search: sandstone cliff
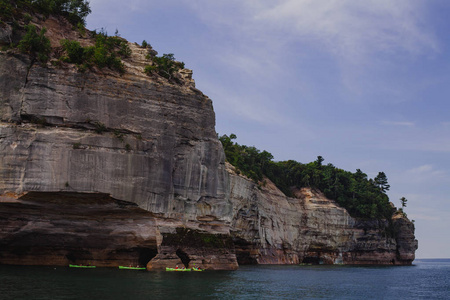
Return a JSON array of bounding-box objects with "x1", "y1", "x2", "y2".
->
[
  {"x1": 0, "y1": 15, "x2": 417, "y2": 269},
  {"x1": 227, "y1": 164, "x2": 417, "y2": 265}
]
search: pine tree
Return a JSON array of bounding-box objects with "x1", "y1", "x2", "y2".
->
[
  {"x1": 374, "y1": 172, "x2": 390, "y2": 193},
  {"x1": 400, "y1": 197, "x2": 407, "y2": 208}
]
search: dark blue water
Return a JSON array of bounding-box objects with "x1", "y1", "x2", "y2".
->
[{"x1": 0, "y1": 259, "x2": 449, "y2": 299}]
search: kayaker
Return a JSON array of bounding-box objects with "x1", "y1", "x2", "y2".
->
[{"x1": 175, "y1": 265, "x2": 178, "y2": 269}]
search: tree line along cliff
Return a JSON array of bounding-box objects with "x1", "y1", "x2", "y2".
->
[
  {"x1": 1, "y1": 0, "x2": 185, "y2": 81},
  {"x1": 0, "y1": 2, "x2": 417, "y2": 269},
  {"x1": 219, "y1": 134, "x2": 403, "y2": 222}
]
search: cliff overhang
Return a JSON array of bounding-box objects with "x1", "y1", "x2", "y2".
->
[{"x1": 0, "y1": 11, "x2": 417, "y2": 269}]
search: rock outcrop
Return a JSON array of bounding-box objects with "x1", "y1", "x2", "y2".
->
[
  {"x1": 0, "y1": 15, "x2": 417, "y2": 269},
  {"x1": 228, "y1": 164, "x2": 417, "y2": 265},
  {"x1": 0, "y1": 192, "x2": 159, "y2": 266}
]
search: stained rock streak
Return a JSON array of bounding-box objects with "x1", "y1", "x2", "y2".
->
[{"x1": 0, "y1": 16, "x2": 417, "y2": 269}]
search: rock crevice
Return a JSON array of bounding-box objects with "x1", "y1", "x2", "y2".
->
[{"x1": 0, "y1": 19, "x2": 417, "y2": 269}]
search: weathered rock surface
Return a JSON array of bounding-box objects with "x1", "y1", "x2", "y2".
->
[
  {"x1": 147, "y1": 228, "x2": 238, "y2": 270},
  {"x1": 0, "y1": 16, "x2": 235, "y2": 268},
  {"x1": 0, "y1": 192, "x2": 159, "y2": 266},
  {"x1": 0, "y1": 15, "x2": 417, "y2": 269},
  {"x1": 228, "y1": 164, "x2": 417, "y2": 265},
  {"x1": 0, "y1": 50, "x2": 230, "y2": 220}
]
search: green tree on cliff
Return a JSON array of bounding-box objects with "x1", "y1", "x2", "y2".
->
[
  {"x1": 17, "y1": 24, "x2": 51, "y2": 62},
  {"x1": 144, "y1": 53, "x2": 185, "y2": 81},
  {"x1": 30, "y1": 0, "x2": 91, "y2": 24},
  {"x1": 0, "y1": 1, "x2": 91, "y2": 24},
  {"x1": 219, "y1": 133, "x2": 396, "y2": 220},
  {"x1": 374, "y1": 172, "x2": 390, "y2": 193},
  {"x1": 400, "y1": 197, "x2": 407, "y2": 209}
]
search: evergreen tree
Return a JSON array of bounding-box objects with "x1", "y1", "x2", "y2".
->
[
  {"x1": 219, "y1": 134, "x2": 397, "y2": 220},
  {"x1": 374, "y1": 172, "x2": 390, "y2": 193},
  {"x1": 400, "y1": 197, "x2": 408, "y2": 209}
]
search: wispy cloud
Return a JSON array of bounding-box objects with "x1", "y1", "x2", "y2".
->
[
  {"x1": 181, "y1": 0, "x2": 440, "y2": 104},
  {"x1": 402, "y1": 164, "x2": 448, "y2": 184},
  {"x1": 184, "y1": 0, "x2": 438, "y2": 61},
  {"x1": 381, "y1": 121, "x2": 415, "y2": 127},
  {"x1": 206, "y1": 80, "x2": 293, "y2": 127}
]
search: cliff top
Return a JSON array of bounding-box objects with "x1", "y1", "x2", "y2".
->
[{"x1": 1, "y1": 1, "x2": 196, "y2": 90}]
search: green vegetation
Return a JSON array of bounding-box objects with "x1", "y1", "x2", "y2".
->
[
  {"x1": 17, "y1": 24, "x2": 51, "y2": 63},
  {"x1": 144, "y1": 53, "x2": 185, "y2": 81},
  {"x1": 60, "y1": 39, "x2": 84, "y2": 64},
  {"x1": 0, "y1": 0, "x2": 91, "y2": 25},
  {"x1": 0, "y1": 1, "x2": 31, "y2": 23},
  {"x1": 398, "y1": 196, "x2": 408, "y2": 217},
  {"x1": 93, "y1": 121, "x2": 107, "y2": 134},
  {"x1": 219, "y1": 133, "x2": 273, "y2": 182},
  {"x1": 113, "y1": 130, "x2": 124, "y2": 142},
  {"x1": 219, "y1": 134, "x2": 396, "y2": 220},
  {"x1": 1, "y1": 0, "x2": 92, "y2": 67},
  {"x1": 60, "y1": 30, "x2": 130, "y2": 73},
  {"x1": 400, "y1": 197, "x2": 407, "y2": 209},
  {"x1": 1, "y1": 1, "x2": 129, "y2": 74}
]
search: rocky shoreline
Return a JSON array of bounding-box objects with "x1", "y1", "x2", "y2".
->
[{"x1": 0, "y1": 15, "x2": 417, "y2": 270}]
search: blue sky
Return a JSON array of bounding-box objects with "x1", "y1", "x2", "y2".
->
[{"x1": 87, "y1": 0, "x2": 450, "y2": 259}]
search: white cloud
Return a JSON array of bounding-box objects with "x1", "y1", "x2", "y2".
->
[
  {"x1": 403, "y1": 164, "x2": 448, "y2": 184},
  {"x1": 180, "y1": 0, "x2": 440, "y2": 104},
  {"x1": 184, "y1": 0, "x2": 438, "y2": 61}
]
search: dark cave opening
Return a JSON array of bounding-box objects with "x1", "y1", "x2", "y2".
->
[
  {"x1": 176, "y1": 248, "x2": 191, "y2": 268},
  {"x1": 236, "y1": 251, "x2": 258, "y2": 265},
  {"x1": 302, "y1": 256, "x2": 321, "y2": 265},
  {"x1": 138, "y1": 248, "x2": 158, "y2": 266}
]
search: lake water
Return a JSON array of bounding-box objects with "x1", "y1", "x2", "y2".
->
[{"x1": 0, "y1": 259, "x2": 449, "y2": 299}]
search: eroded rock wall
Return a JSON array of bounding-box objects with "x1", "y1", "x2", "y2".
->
[
  {"x1": 228, "y1": 164, "x2": 417, "y2": 265},
  {"x1": 0, "y1": 192, "x2": 159, "y2": 266},
  {"x1": 0, "y1": 16, "x2": 417, "y2": 269},
  {"x1": 0, "y1": 48, "x2": 230, "y2": 222},
  {"x1": 0, "y1": 27, "x2": 236, "y2": 269}
]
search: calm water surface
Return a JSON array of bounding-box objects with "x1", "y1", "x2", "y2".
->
[{"x1": 1, "y1": 259, "x2": 449, "y2": 299}]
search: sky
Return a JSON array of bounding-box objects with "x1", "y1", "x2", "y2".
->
[{"x1": 86, "y1": 0, "x2": 450, "y2": 259}]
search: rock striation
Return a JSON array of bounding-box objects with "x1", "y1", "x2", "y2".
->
[
  {"x1": 227, "y1": 164, "x2": 417, "y2": 265},
  {"x1": 0, "y1": 16, "x2": 417, "y2": 269}
]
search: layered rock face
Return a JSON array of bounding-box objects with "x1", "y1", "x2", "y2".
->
[
  {"x1": 0, "y1": 192, "x2": 159, "y2": 266},
  {"x1": 228, "y1": 165, "x2": 418, "y2": 265},
  {"x1": 0, "y1": 16, "x2": 417, "y2": 269},
  {"x1": 0, "y1": 51, "x2": 229, "y2": 220},
  {"x1": 0, "y1": 16, "x2": 234, "y2": 269}
]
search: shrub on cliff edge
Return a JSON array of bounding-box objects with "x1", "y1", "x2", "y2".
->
[
  {"x1": 59, "y1": 30, "x2": 129, "y2": 73},
  {"x1": 219, "y1": 133, "x2": 396, "y2": 220},
  {"x1": 144, "y1": 53, "x2": 185, "y2": 82},
  {"x1": 17, "y1": 24, "x2": 51, "y2": 63},
  {"x1": 0, "y1": 0, "x2": 91, "y2": 25}
]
